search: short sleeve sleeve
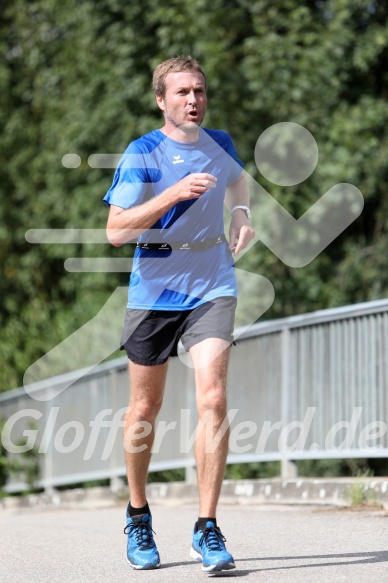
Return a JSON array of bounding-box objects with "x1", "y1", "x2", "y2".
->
[
  {"x1": 103, "y1": 146, "x2": 161, "y2": 209},
  {"x1": 222, "y1": 134, "x2": 244, "y2": 186}
]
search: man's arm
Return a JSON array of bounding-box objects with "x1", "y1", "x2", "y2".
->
[
  {"x1": 106, "y1": 173, "x2": 217, "y2": 247},
  {"x1": 225, "y1": 174, "x2": 255, "y2": 255}
]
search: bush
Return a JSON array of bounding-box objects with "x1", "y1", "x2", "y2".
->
[{"x1": 0, "y1": 419, "x2": 40, "y2": 496}]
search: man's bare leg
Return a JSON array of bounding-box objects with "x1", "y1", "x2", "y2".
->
[
  {"x1": 123, "y1": 360, "x2": 168, "y2": 507},
  {"x1": 189, "y1": 338, "x2": 231, "y2": 517}
]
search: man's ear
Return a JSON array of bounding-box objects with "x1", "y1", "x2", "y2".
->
[{"x1": 156, "y1": 94, "x2": 165, "y2": 112}]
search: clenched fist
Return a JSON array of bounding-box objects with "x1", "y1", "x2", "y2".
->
[{"x1": 172, "y1": 173, "x2": 217, "y2": 202}]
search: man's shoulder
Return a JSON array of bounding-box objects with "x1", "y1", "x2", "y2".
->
[
  {"x1": 202, "y1": 128, "x2": 233, "y2": 147},
  {"x1": 125, "y1": 129, "x2": 166, "y2": 155},
  {"x1": 202, "y1": 128, "x2": 243, "y2": 168}
]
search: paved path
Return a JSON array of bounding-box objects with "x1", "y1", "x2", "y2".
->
[{"x1": 1, "y1": 502, "x2": 388, "y2": 582}]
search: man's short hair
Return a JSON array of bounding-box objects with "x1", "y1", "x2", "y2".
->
[{"x1": 152, "y1": 56, "x2": 206, "y2": 97}]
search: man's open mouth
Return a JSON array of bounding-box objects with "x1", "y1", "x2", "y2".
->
[{"x1": 188, "y1": 109, "x2": 199, "y2": 119}]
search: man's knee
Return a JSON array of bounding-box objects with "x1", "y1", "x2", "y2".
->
[
  {"x1": 197, "y1": 383, "x2": 227, "y2": 417},
  {"x1": 127, "y1": 396, "x2": 163, "y2": 423}
]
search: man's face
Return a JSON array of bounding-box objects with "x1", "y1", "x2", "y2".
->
[{"x1": 156, "y1": 70, "x2": 207, "y2": 134}]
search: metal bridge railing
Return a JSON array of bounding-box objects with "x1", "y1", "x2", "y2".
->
[{"x1": 1, "y1": 298, "x2": 387, "y2": 492}]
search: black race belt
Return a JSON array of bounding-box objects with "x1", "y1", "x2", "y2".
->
[{"x1": 136, "y1": 234, "x2": 227, "y2": 252}]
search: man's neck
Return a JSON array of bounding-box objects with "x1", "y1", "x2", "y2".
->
[{"x1": 159, "y1": 124, "x2": 200, "y2": 143}]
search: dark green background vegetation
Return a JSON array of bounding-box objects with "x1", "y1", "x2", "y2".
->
[{"x1": 2, "y1": 0, "x2": 388, "y2": 391}]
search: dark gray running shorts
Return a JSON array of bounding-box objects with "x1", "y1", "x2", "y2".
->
[{"x1": 120, "y1": 296, "x2": 237, "y2": 366}]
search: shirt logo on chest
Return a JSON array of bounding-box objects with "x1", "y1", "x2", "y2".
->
[{"x1": 173, "y1": 155, "x2": 185, "y2": 164}]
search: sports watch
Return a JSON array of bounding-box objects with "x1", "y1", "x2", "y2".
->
[{"x1": 231, "y1": 205, "x2": 251, "y2": 220}]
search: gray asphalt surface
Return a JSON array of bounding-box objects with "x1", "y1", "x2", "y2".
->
[{"x1": 1, "y1": 502, "x2": 388, "y2": 583}]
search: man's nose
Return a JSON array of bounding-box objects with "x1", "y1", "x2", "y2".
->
[{"x1": 188, "y1": 90, "x2": 197, "y2": 104}]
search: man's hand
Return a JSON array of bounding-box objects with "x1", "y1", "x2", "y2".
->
[
  {"x1": 229, "y1": 210, "x2": 255, "y2": 256},
  {"x1": 172, "y1": 173, "x2": 217, "y2": 201}
]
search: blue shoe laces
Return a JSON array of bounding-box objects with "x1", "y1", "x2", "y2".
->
[
  {"x1": 124, "y1": 520, "x2": 156, "y2": 551},
  {"x1": 199, "y1": 525, "x2": 227, "y2": 551}
]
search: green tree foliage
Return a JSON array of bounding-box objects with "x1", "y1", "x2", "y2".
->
[
  {"x1": 0, "y1": 420, "x2": 40, "y2": 494},
  {"x1": 1, "y1": 0, "x2": 387, "y2": 390}
]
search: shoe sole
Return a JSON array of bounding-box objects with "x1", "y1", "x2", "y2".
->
[
  {"x1": 127, "y1": 557, "x2": 161, "y2": 570},
  {"x1": 190, "y1": 547, "x2": 236, "y2": 572}
]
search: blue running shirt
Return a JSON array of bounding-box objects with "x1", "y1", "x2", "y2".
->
[{"x1": 103, "y1": 128, "x2": 243, "y2": 310}]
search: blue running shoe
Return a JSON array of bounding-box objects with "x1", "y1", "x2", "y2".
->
[
  {"x1": 190, "y1": 520, "x2": 235, "y2": 572},
  {"x1": 124, "y1": 511, "x2": 160, "y2": 569}
]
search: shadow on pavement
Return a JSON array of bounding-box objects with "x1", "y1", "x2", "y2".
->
[{"x1": 159, "y1": 551, "x2": 388, "y2": 576}]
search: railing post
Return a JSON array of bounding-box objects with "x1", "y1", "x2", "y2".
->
[
  {"x1": 185, "y1": 464, "x2": 197, "y2": 484},
  {"x1": 281, "y1": 459, "x2": 298, "y2": 479},
  {"x1": 42, "y1": 393, "x2": 58, "y2": 493},
  {"x1": 109, "y1": 368, "x2": 126, "y2": 493},
  {"x1": 280, "y1": 327, "x2": 298, "y2": 479}
]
